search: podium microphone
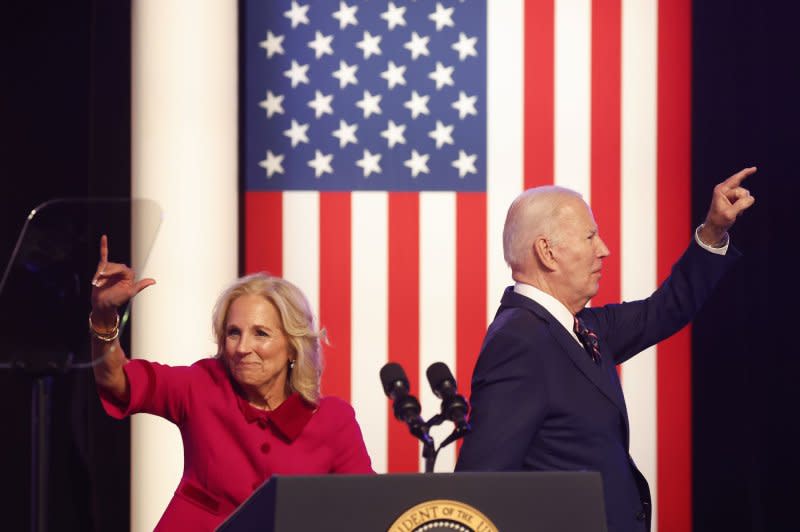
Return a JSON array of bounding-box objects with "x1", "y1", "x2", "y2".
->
[
  {"x1": 379, "y1": 362, "x2": 432, "y2": 444},
  {"x1": 426, "y1": 362, "x2": 470, "y2": 431}
]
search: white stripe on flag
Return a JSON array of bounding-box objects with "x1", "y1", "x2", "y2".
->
[
  {"x1": 621, "y1": 0, "x2": 659, "y2": 528},
  {"x1": 283, "y1": 191, "x2": 319, "y2": 314},
  {"x1": 351, "y1": 192, "x2": 389, "y2": 473},
  {"x1": 419, "y1": 192, "x2": 457, "y2": 473},
  {"x1": 555, "y1": 0, "x2": 592, "y2": 196},
  {"x1": 486, "y1": 0, "x2": 523, "y2": 323}
]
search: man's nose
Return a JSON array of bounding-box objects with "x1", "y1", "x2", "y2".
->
[{"x1": 597, "y1": 237, "x2": 610, "y2": 257}]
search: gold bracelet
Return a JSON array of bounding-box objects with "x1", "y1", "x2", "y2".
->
[{"x1": 89, "y1": 311, "x2": 120, "y2": 342}]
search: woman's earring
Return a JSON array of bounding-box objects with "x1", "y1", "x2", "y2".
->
[{"x1": 289, "y1": 359, "x2": 295, "y2": 370}]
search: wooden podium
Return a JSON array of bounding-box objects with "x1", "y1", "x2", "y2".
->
[{"x1": 216, "y1": 471, "x2": 607, "y2": 532}]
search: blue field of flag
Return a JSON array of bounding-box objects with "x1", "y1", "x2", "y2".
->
[{"x1": 244, "y1": 0, "x2": 487, "y2": 192}]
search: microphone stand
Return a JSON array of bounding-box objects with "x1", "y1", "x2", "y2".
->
[
  {"x1": 418, "y1": 414, "x2": 471, "y2": 473},
  {"x1": 421, "y1": 414, "x2": 443, "y2": 473},
  {"x1": 438, "y1": 422, "x2": 471, "y2": 451},
  {"x1": 421, "y1": 436, "x2": 436, "y2": 474}
]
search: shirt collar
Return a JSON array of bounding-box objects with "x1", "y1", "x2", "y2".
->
[
  {"x1": 513, "y1": 282, "x2": 581, "y2": 345},
  {"x1": 235, "y1": 391, "x2": 316, "y2": 441}
]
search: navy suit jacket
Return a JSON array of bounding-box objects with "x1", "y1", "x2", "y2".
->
[{"x1": 455, "y1": 240, "x2": 739, "y2": 532}]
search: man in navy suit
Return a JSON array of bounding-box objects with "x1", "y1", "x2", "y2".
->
[{"x1": 455, "y1": 167, "x2": 757, "y2": 532}]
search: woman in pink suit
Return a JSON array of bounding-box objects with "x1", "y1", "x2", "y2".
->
[{"x1": 88, "y1": 236, "x2": 373, "y2": 531}]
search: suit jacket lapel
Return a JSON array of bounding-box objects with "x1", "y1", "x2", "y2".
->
[{"x1": 499, "y1": 288, "x2": 630, "y2": 421}]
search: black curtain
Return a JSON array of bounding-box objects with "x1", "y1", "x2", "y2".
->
[
  {"x1": 0, "y1": 1, "x2": 131, "y2": 530},
  {"x1": 692, "y1": 1, "x2": 800, "y2": 531}
]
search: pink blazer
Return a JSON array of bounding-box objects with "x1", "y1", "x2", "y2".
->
[{"x1": 100, "y1": 357, "x2": 374, "y2": 531}]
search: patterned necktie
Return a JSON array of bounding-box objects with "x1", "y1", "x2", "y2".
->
[{"x1": 573, "y1": 316, "x2": 602, "y2": 364}]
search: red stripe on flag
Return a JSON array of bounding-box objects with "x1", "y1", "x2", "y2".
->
[
  {"x1": 524, "y1": 0, "x2": 555, "y2": 188},
  {"x1": 388, "y1": 192, "x2": 420, "y2": 472},
  {"x1": 590, "y1": 0, "x2": 621, "y2": 312},
  {"x1": 456, "y1": 193, "x2": 487, "y2": 409},
  {"x1": 244, "y1": 192, "x2": 282, "y2": 276},
  {"x1": 657, "y1": 0, "x2": 692, "y2": 530},
  {"x1": 319, "y1": 192, "x2": 351, "y2": 402}
]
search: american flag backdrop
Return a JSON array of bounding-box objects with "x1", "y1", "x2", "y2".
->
[{"x1": 242, "y1": 2, "x2": 691, "y2": 531}]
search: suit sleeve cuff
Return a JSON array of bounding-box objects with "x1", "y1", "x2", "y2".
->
[{"x1": 694, "y1": 224, "x2": 729, "y2": 255}]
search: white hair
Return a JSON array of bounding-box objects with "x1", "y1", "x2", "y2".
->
[{"x1": 502, "y1": 185, "x2": 583, "y2": 273}]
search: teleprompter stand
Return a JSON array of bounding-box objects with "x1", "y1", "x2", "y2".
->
[{"x1": 0, "y1": 198, "x2": 161, "y2": 532}]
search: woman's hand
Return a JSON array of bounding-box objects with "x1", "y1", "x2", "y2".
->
[
  {"x1": 91, "y1": 235, "x2": 155, "y2": 317},
  {"x1": 89, "y1": 235, "x2": 146, "y2": 400}
]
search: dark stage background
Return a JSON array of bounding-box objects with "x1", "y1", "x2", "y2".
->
[{"x1": 1, "y1": 1, "x2": 798, "y2": 530}]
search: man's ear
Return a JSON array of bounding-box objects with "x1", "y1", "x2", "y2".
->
[{"x1": 534, "y1": 236, "x2": 557, "y2": 271}]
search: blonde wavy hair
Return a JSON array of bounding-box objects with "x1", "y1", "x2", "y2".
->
[{"x1": 212, "y1": 273, "x2": 324, "y2": 404}]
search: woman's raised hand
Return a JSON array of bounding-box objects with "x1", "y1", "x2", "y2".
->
[{"x1": 91, "y1": 235, "x2": 156, "y2": 313}]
